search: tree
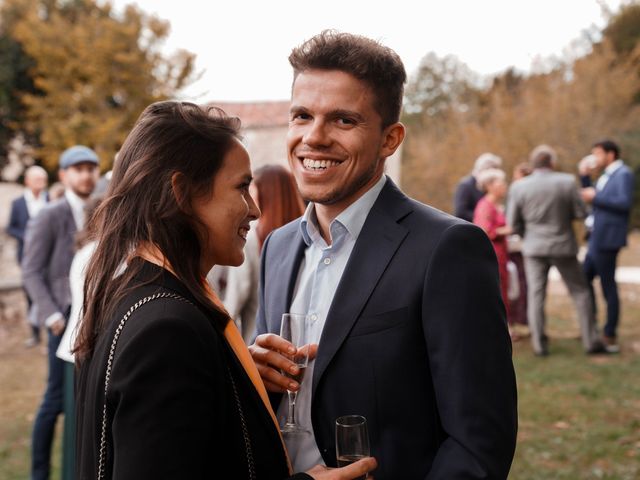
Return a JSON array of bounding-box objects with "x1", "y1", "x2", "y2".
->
[
  {"x1": 404, "y1": 52, "x2": 481, "y2": 122},
  {"x1": 603, "y1": 1, "x2": 640, "y2": 55},
  {"x1": 0, "y1": 0, "x2": 38, "y2": 172},
  {"x1": 2, "y1": 0, "x2": 195, "y2": 172}
]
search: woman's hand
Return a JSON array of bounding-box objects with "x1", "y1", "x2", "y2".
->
[
  {"x1": 496, "y1": 225, "x2": 512, "y2": 236},
  {"x1": 306, "y1": 457, "x2": 377, "y2": 479}
]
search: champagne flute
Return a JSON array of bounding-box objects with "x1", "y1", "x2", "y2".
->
[
  {"x1": 280, "y1": 313, "x2": 311, "y2": 434},
  {"x1": 336, "y1": 415, "x2": 370, "y2": 480}
]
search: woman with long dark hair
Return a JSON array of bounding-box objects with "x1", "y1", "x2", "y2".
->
[{"x1": 74, "y1": 101, "x2": 375, "y2": 479}]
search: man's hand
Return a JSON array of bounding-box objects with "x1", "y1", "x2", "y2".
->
[
  {"x1": 50, "y1": 318, "x2": 65, "y2": 336},
  {"x1": 306, "y1": 457, "x2": 377, "y2": 479},
  {"x1": 581, "y1": 187, "x2": 596, "y2": 203},
  {"x1": 578, "y1": 155, "x2": 597, "y2": 176},
  {"x1": 249, "y1": 334, "x2": 318, "y2": 392}
]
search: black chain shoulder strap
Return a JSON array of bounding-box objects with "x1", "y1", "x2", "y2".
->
[{"x1": 97, "y1": 292, "x2": 256, "y2": 480}]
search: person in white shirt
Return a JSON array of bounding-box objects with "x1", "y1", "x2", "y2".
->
[{"x1": 22, "y1": 145, "x2": 100, "y2": 480}]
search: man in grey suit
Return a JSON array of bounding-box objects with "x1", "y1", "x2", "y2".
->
[
  {"x1": 507, "y1": 144, "x2": 604, "y2": 356},
  {"x1": 22, "y1": 145, "x2": 99, "y2": 480}
]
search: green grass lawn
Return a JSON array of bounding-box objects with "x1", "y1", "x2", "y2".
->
[
  {"x1": 1, "y1": 235, "x2": 639, "y2": 479},
  {"x1": 510, "y1": 282, "x2": 640, "y2": 479}
]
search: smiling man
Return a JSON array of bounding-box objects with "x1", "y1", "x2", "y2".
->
[{"x1": 251, "y1": 30, "x2": 518, "y2": 479}]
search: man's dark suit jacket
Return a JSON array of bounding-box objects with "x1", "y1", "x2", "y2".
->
[
  {"x1": 7, "y1": 194, "x2": 47, "y2": 263},
  {"x1": 257, "y1": 179, "x2": 518, "y2": 479},
  {"x1": 586, "y1": 164, "x2": 635, "y2": 250}
]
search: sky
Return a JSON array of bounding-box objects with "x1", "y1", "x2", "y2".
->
[{"x1": 115, "y1": 0, "x2": 627, "y2": 103}]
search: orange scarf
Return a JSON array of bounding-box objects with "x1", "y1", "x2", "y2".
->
[{"x1": 136, "y1": 244, "x2": 292, "y2": 474}]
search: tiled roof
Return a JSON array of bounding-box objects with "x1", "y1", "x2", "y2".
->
[{"x1": 208, "y1": 101, "x2": 290, "y2": 129}]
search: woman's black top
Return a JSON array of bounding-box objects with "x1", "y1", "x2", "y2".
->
[{"x1": 76, "y1": 261, "x2": 311, "y2": 479}]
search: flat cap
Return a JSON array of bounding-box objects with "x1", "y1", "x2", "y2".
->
[{"x1": 59, "y1": 145, "x2": 99, "y2": 169}]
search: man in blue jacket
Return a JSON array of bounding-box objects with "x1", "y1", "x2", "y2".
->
[{"x1": 580, "y1": 139, "x2": 635, "y2": 353}]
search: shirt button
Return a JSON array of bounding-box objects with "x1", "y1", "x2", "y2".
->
[
  {"x1": 323, "y1": 257, "x2": 331, "y2": 265},
  {"x1": 311, "y1": 314, "x2": 318, "y2": 321}
]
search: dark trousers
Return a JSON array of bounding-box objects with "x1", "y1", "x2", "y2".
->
[
  {"x1": 31, "y1": 328, "x2": 65, "y2": 480},
  {"x1": 508, "y1": 252, "x2": 528, "y2": 326},
  {"x1": 584, "y1": 248, "x2": 620, "y2": 338},
  {"x1": 62, "y1": 362, "x2": 75, "y2": 480}
]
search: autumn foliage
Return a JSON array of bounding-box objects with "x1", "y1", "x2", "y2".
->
[{"x1": 0, "y1": 0, "x2": 195, "y2": 172}]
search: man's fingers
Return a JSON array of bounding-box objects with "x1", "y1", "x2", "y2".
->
[
  {"x1": 251, "y1": 345, "x2": 300, "y2": 375},
  {"x1": 261, "y1": 379, "x2": 288, "y2": 393},
  {"x1": 307, "y1": 343, "x2": 319, "y2": 360},
  {"x1": 336, "y1": 457, "x2": 377, "y2": 479},
  {"x1": 250, "y1": 334, "x2": 313, "y2": 392},
  {"x1": 255, "y1": 333, "x2": 296, "y2": 355},
  {"x1": 254, "y1": 362, "x2": 300, "y2": 392}
]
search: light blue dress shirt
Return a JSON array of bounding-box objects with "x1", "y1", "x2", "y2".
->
[
  {"x1": 596, "y1": 159, "x2": 623, "y2": 191},
  {"x1": 277, "y1": 174, "x2": 387, "y2": 472}
]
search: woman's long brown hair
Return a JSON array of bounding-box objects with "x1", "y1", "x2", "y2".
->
[
  {"x1": 253, "y1": 164, "x2": 305, "y2": 250},
  {"x1": 74, "y1": 101, "x2": 241, "y2": 362}
]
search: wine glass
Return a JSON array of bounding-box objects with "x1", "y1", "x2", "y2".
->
[
  {"x1": 336, "y1": 415, "x2": 370, "y2": 480},
  {"x1": 280, "y1": 313, "x2": 311, "y2": 434}
]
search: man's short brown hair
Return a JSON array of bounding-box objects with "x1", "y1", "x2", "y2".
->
[{"x1": 289, "y1": 30, "x2": 406, "y2": 128}]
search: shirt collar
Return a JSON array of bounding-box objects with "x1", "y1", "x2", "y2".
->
[
  {"x1": 24, "y1": 189, "x2": 46, "y2": 203},
  {"x1": 604, "y1": 159, "x2": 623, "y2": 176},
  {"x1": 300, "y1": 174, "x2": 387, "y2": 248},
  {"x1": 64, "y1": 188, "x2": 87, "y2": 216}
]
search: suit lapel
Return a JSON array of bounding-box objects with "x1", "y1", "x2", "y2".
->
[
  {"x1": 602, "y1": 165, "x2": 624, "y2": 192},
  {"x1": 18, "y1": 196, "x2": 29, "y2": 221},
  {"x1": 312, "y1": 181, "x2": 412, "y2": 393},
  {"x1": 268, "y1": 222, "x2": 306, "y2": 333},
  {"x1": 61, "y1": 198, "x2": 78, "y2": 235}
]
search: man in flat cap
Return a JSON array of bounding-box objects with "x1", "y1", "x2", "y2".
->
[{"x1": 23, "y1": 145, "x2": 100, "y2": 480}]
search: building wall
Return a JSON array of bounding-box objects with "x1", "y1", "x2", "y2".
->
[{"x1": 242, "y1": 127, "x2": 289, "y2": 169}]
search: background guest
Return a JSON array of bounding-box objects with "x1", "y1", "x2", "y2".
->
[
  {"x1": 507, "y1": 144, "x2": 603, "y2": 356},
  {"x1": 22, "y1": 145, "x2": 100, "y2": 480},
  {"x1": 474, "y1": 168, "x2": 513, "y2": 335},
  {"x1": 6, "y1": 165, "x2": 49, "y2": 347},
  {"x1": 454, "y1": 152, "x2": 503, "y2": 221},
  {"x1": 48, "y1": 182, "x2": 66, "y2": 201},
  {"x1": 506, "y1": 163, "x2": 533, "y2": 334},
  {"x1": 580, "y1": 139, "x2": 635, "y2": 353},
  {"x1": 512, "y1": 162, "x2": 532, "y2": 182}
]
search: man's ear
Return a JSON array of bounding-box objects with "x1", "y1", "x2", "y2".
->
[
  {"x1": 58, "y1": 169, "x2": 65, "y2": 185},
  {"x1": 381, "y1": 122, "x2": 406, "y2": 158}
]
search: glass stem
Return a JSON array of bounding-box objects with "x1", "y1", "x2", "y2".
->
[{"x1": 287, "y1": 390, "x2": 298, "y2": 425}]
